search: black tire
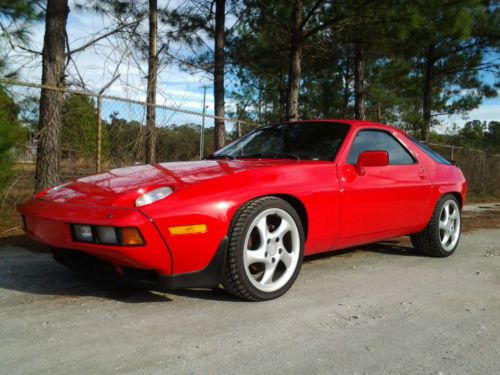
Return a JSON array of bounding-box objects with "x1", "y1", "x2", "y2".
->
[
  {"x1": 410, "y1": 194, "x2": 461, "y2": 257},
  {"x1": 222, "y1": 196, "x2": 305, "y2": 301}
]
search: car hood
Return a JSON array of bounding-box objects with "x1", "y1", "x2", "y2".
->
[{"x1": 36, "y1": 160, "x2": 296, "y2": 207}]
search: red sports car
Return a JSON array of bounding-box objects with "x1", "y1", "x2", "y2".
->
[{"x1": 18, "y1": 120, "x2": 466, "y2": 301}]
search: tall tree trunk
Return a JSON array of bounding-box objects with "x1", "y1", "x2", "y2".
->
[
  {"x1": 342, "y1": 56, "x2": 351, "y2": 118},
  {"x1": 285, "y1": 0, "x2": 303, "y2": 121},
  {"x1": 279, "y1": 75, "x2": 287, "y2": 120},
  {"x1": 213, "y1": 0, "x2": 225, "y2": 150},
  {"x1": 422, "y1": 44, "x2": 435, "y2": 142},
  {"x1": 354, "y1": 42, "x2": 366, "y2": 120},
  {"x1": 257, "y1": 82, "x2": 262, "y2": 124},
  {"x1": 145, "y1": 0, "x2": 158, "y2": 163},
  {"x1": 35, "y1": 0, "x2": 69, "y2": 193}
]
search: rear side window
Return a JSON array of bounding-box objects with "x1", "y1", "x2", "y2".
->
[
  {"x1": 406, "y1": 136, "x2": 451, "y2": 165},
  {"x1": 347, "y1": 130, "x2": 415, "y2": 165}
]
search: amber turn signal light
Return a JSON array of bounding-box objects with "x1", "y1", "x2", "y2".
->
[
  {"x1": 119, "y1": 227, "x2": 145, "y2": 245},
  {"x1": 168, "y1": 224, "x2": 207, "y2": 235}
]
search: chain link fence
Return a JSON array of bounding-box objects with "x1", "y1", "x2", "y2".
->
[
  {"x1": 427, "y1": 143, "x2": 500, "y2": 199},
  {"x1": 2, "y1": 79, "x2": 259, "y2": 172}
]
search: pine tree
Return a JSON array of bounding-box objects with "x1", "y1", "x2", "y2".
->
[
  {"x1": 166, "y1": 0, "x2": 241, "y2": 148},
  {"x1": 0, "y1": 0, "x2": 40, "y2": 74},
  {"x1": 396, "y1": 0, "x2": 499, "y2": 140},
  {"x1": 0, "y1": 88, "x2": 24, "y2": 190},
  {"x1": 61, "y1": 93, "x2": 109, "y2": 159},
  {"x1": 35, "y1": 0, "x2": 69, "y2": 192},
  {"x1": 0, "y1": 1, "x2": 38, "y2": 189}
]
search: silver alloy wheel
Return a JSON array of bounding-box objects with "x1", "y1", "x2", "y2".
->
[
  {"x1": 439, "y1": 200, "x2": 461, "y2": 252},
  {"x1": 243, "y1": 208, "x2": 301, "y2": 293}
]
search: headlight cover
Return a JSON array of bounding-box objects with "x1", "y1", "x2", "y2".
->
[
  {"x1": 47, "y1": 181, "x2": 72, "y2": 194},
  {"x1": 135, "y1": 187, "x2": 173, "y2": 207},
  {"x1": 36, "y1": 181, "x2": 72, "y2": 199}
]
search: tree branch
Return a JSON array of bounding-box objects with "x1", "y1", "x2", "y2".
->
[
  {"x1": 301, "y1": 0, "x2": 326, "y2": 28},
  {"x1": 17, "y1": 45, "x2": 42, "y2": 55},
  {"x1": 68, "y1": 19, "x2": 143, "y2": 55}
]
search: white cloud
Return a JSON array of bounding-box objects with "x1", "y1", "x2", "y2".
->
[{"x1": 465, "y1": 101, "x2": 500, "y2": 122}]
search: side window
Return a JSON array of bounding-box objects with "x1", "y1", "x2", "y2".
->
[{"x1": 347, "y1": 130, "x2": 415, "y2": 165}]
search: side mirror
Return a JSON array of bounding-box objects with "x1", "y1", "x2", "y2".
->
[{"x1": 355, "y1": 150, "x2": 389, "y2": 175}]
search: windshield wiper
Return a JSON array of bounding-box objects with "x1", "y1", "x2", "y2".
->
[
  {"x1": 205, "y1": 154, "x2": 235, "y2": 160},
  {"x1": 238, "y1": 153, "x2": 300, "y2": 160},
  {"x1": 237, "y1": 153, "x2": 263, "y2": 159},
  {"x1": 278, "y1": 153, "x2": 300, "y2": 160}
]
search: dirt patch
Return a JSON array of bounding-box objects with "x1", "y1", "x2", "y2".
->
[
  {"x1": 485, "y1": 249, "x2": 500, "y2": 257},
  {"x1": 462, "y1": 209, "x2": 500, "y2": 232}
]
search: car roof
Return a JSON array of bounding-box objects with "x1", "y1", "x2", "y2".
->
[{"x1": 279, "y1": 119, "x2": 401, "y2": 132}]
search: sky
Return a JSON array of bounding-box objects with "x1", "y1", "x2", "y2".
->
[
  {"x1": 6, "y1": 2, "x2": 500, "y2": 130},
  {"x1": 439, "y1": 68, "x2": 499, "y2": 131}
]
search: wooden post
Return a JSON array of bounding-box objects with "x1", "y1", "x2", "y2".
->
[
  {"x1": 200, "y1": 86, "x2": 207, "y2": 160},
  {"x1": 96, "y1": 95, "x2": 102, "y2": 173},
  {"x1": 480, "y1": 151, "x2": 485, "y2": 192},
  {"x1": 95, "y1": 74, "x2": 120, "y2": 173}
]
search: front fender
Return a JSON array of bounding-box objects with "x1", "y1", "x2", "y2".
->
[{"x1": 140, "y1": 162, "x2": 340, "y2": 275}]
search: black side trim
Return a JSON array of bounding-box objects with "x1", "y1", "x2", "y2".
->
[{"x1": 159, "y1": 237, "x2": 228, "y2": 290}]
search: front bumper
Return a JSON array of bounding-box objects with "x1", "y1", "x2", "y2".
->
[
  {"x1": 18, "y1": 199, "x2": 172, "y2": 276},
  {"x1": 18, "y1": 198, "x2": 229, "y2": 289}
]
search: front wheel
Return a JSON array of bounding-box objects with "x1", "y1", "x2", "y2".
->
[
  {"x1": 222, "y1": 197, "x2": 304, "y2": 301},
  {"x1": 411, "y1": 194, "x2": 461, "y2": 257}
]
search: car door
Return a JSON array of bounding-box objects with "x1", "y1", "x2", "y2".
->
[{"x1": 338, "y1": 128, "x2": 432, "y2": 239}]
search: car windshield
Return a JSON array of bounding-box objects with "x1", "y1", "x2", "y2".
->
[{"x1": 212, "y1": 122, "x2": 350, "y2": 161}]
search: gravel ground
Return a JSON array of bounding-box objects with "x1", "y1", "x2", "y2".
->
[{"x1": 0, "y1": 206, "x2": 499, "y2": 374}]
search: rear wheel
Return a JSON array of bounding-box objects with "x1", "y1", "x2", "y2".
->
[
  {"x1": 222, "y1": 197, "x2": 304, "y2": 301},
  {"x1": 411, "y1": 194, "x2": 461, "y2": 257}
]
